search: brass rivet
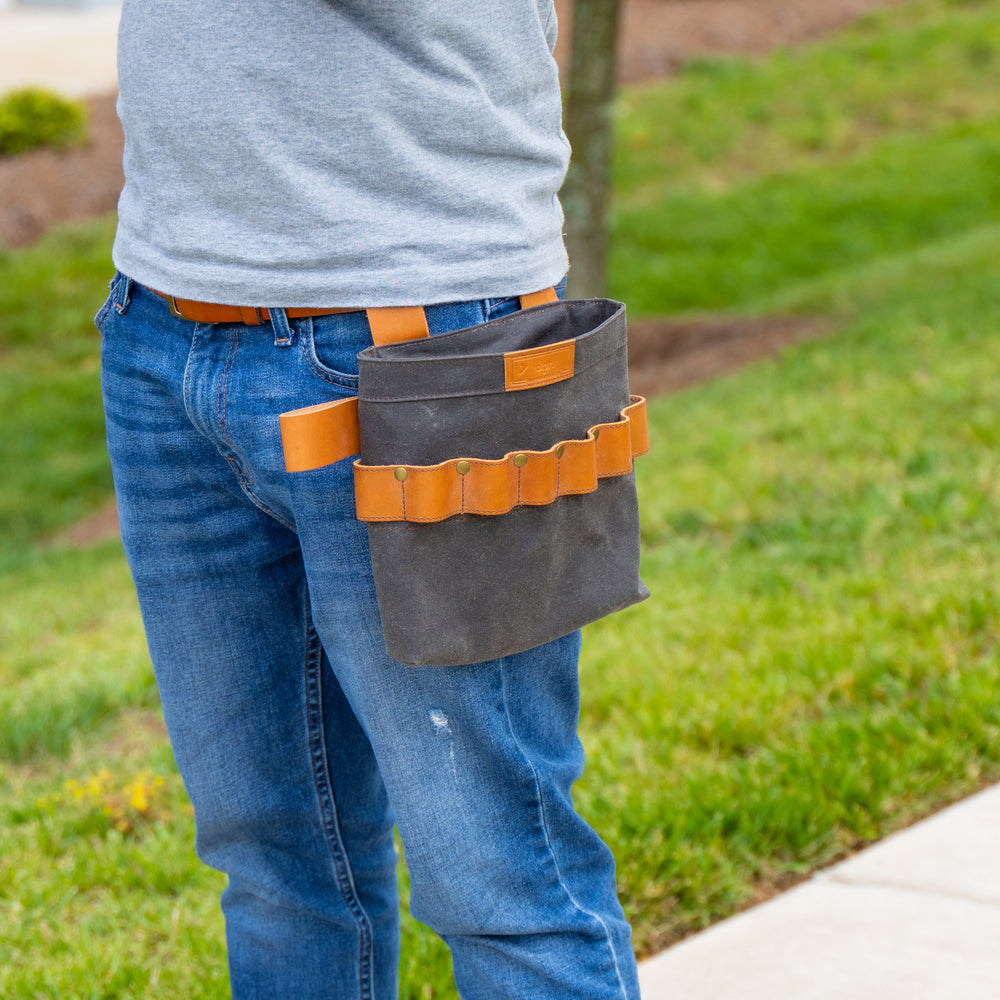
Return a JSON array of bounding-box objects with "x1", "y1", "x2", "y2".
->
[
  {"x1": 513, "y1": 453, "x2": 528, "y2": 468},
  {"x1": 555, "y1": 444, "x2": 565, "y2": 459},
  {"x1": 394, "y1": 467, "x2": 408, "y2": 482},
  {"x1": 456, "y1": 461, "x2": 471, "y2": 475},
  {"x1": 592, "y1": 428, "x2": 601, "y2": 440}
]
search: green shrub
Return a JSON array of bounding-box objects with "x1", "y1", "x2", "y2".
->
[{"x1": 0, "y1": 87, "x2": 88, "y2": 157}]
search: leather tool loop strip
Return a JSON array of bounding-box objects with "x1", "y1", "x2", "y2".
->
[{"x1": 353, "y1": 396, "x2": 648, "y2": 523}]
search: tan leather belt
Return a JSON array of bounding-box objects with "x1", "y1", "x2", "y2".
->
[
  {"x1": 154, "y1": 287, "x2": 559, "y2": 347},
  {"x1": 156, "y1": 292, "x2": 356, "y2": 326}
]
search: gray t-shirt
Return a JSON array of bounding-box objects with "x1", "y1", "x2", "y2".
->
[{"x1": 112, "y1": 0, "x2": 570, "y2": 308}]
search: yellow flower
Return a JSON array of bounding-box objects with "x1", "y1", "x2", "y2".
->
[{"x1": 130, "y1": 782, "x2": 150, "y2": 813}]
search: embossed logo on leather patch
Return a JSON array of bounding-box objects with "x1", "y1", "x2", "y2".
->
[{"x1": 504, "y1": 339, "x2": 576, "y2": 392}]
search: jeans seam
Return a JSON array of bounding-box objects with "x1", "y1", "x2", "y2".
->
[
  {"x1": 237, "y1": 478, "x2": 297, "y2": 532},
  {"x1": 499, "y1": 658, "x2": 630, "y2": 1000},
  {"x1": 182, "y1": 323, "x2": 203, "y2": 433},
  {"x1": 217, "y1": 324, "x2": 241, "y2": 459},
  {"x1": 304, "y1": 613, "x2": 375, "y2": 1000},
  {"x1": 182, "y1": 323, "x2": 266, "y2": 499}
]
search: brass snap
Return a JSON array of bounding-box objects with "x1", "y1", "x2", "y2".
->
[
  {"x1": 592, "y1": 428, "x2": 601, "y2": 440},
  {"x1": 513, "y1": 454, "x2": 528, "y2": 468},
  {"x1": 456, "y1": 461, "x2": 471, "y2": 475},
  {"x1": 394, "y1": 467, "x2": 408, "y2": 482},
  {"x1": 555, "y1": 444, "x2": 565, "y2": 458}
]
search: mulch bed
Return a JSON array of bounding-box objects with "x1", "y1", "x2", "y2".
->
[{"x1": 0, "y1": 92, "x2": 122, "y2": 249}]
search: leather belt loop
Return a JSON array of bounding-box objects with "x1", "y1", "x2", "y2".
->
[{"x1": 365, "y1": 306, "x2": 429, "y2": 346}]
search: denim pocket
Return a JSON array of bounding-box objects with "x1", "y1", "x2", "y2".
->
[{"x1": 302, "y1": 311, "x2": 370, "y2": 390}]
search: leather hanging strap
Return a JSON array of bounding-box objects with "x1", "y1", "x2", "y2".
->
[
  {"x1": 280, "y1": 397, "x2": 360, "y2": 474},
  {"x1": 519, "y1": 287, "x2": 559, "y2": 308},
  {"x1": 364, "y1": 288, "x2": 556, "y2": 345},
  {"x1": 352, "y1": 396, "x2": 648, "y2": 523},
  {"x1": 279, "y1": 287, "x2": 562, "y2": 472},
  {"x1": 365, "y1": 306, "x2": 430, "y2": 345}
]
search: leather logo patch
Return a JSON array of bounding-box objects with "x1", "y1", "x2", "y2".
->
[{"x1": 504, "y1": 339, "x2": 576, "y2": 392}]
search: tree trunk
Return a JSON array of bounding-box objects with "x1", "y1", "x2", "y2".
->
[{"x1": 561, "y1": 0, "x2": 622, "y2": 299}]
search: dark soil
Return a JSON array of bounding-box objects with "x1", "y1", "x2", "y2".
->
[{"x1": 626, "y1": 314, "x2": 834, "y2": 398}]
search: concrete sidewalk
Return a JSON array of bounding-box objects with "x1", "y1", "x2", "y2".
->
[
  {"x1": 639, "y1": 783, "x2": 1000, "y2": 999},
  {"x1": 0, "y1": 4, "x2": 120, "y2": 98}
]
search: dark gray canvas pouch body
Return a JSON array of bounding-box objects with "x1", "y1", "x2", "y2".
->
[{"x1": 355, "y1": 298, "x2": 649, "y2": 667}]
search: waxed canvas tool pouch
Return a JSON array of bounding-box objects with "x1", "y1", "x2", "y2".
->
[{"x1": 350, "y1": 298, "x2": 649, "y2": 666}]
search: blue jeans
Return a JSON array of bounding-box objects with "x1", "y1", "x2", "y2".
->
[{"x1": 98, "y1": 274, "x2": 640, "y2": 1000}]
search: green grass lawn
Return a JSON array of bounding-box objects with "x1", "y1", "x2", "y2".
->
[{"x1": 2, "y1": 0, "x2": 999, "y2": 995}]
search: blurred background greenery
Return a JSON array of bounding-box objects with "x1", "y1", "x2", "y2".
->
[{"x1": 1, "y1": 0, "x2": 999, "y2": 996}]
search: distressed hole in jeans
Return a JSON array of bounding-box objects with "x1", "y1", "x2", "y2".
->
[
  {"x1": 429, "y1": 708, "x2": 457, "y2": 780},
  {"x1": 429, "y1": 708, "x2": 451, "y2": 735}
]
